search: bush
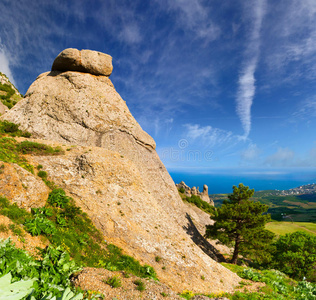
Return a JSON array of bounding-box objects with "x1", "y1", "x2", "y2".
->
[
  {"x1": 134, "y1": 279, "x2": 146, "y2": 291},
  {"x1": 17, "y1": 141, "x2": 63, "y2": 155},
  {"x1": 179, "y1": 187, "x2": 185, "y2": 193},
  {"x1": 0, "y1": 120, "x2": 31, "y2": 137},
  {"x1": 271, "y1": 231, "x2": 316, "y2": 281},
  {"x1": 37, "y1": 170, "x2": 47, "y2": 179},
  {"x1": 47, "y1": 189, "x2": 71, "y2": 208},
  {"x1": 105, "y1": 275, "x2": 121, "y2": 288},
  {"x1": 184, "y1": 194, "x2": 214, "y2": 215}
]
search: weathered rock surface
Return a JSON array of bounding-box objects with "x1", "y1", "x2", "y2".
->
[
  {"x1": 0, "y1": 101, "x2": 9, "y2": 114},
  {"x1": 27, "y1": 143, "x2": 239, "y2": 293},
  {"x1": 2, "y1": 49, "x2": 240, "y2": 293},
  {"x1": 52, "y1": 48, "x2": 113, "y2": 76},
  {"x1": 0, "y1": 162, "x2": 49, "y2": 210}
]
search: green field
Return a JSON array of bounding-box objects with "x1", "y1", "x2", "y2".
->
[
  {"x1": 266, "y1": 221, "x2": 316, "y2": 236},
  {"x1": 211, "y1": 192, "x2": 316, "y2": 222}
]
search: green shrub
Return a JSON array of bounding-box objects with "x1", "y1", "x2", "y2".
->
[
  {"x1": 24, "y1": 215, "x2": 56, "y2": 236},
  {"x1": 0, "y1": 224, "x2": 8, "y2": 233},
  {"x1": 179, "y1": 187, "x2": 185, "y2": 193},
  {"x1": 184, "y1": 194, "x2": 214, "y2": 215},
  {"x1": 47, "y1": 189, "x2": 71, "y2": 208},
  {"x1": 0, "y1": 120, "x2": 31, "y2": 137},
  {"x1": 0, "y1": 196, "x2": 30, "y2": 224},
  {"x1": 0, "y1": 137, "x2": 34, "y2": 173},
  {"x1": 272, "y1": 231, "x2": 316, "y2": 281},
  {"x1": 37, "y1": 170, "x2": 47, "y2": 179},
  {"x1": 134, "y1": 279, "x2": 146, "y2": 291},
  {"x1": 239, "y1": 269, "x2": 263, "y2": 282},
  {"x1": 105, "y1": 275, "x2": 121, "y2": 288},
  {"x1": 17, "y1": 141, "x2": 63, "y2": 155}
]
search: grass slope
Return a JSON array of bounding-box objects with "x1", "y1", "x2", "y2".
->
[{"x1": 266, "y1": 221, "x2": 316, "y2": 236}]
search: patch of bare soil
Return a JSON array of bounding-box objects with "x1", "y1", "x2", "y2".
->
[{"x1": 73, "y1": 267, "x2": 182, "y2": 300}]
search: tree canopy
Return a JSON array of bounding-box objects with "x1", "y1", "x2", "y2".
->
[
  {"x1": 205, "y1": 183, "x2": 275, "y2": 264},
  {"x1": 272, "y1": 231, "x2": 316, "y2": 281}
]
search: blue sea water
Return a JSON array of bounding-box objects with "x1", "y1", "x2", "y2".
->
[{"x1": 169, "y1": 170, "x2": 316, "y2": 194}]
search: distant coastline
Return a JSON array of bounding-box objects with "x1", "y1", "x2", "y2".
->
[{"x1": 170, "y1": 170, "x2": 316, "y2": 194}]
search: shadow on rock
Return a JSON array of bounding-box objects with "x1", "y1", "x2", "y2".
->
[{"x1": 183, "y1": 213, "x2": 226, "y2": 262}]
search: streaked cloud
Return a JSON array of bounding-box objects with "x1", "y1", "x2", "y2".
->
[
  {"x1": 236, "y1": 0, "x2": 266, "y2": 139},
  {"x1": 241, "y1": 143, "x2": 261, "y2": 161},
  {"x1": 156, "y1": 0, "x2": 220, "y2": 42},
  {"x1": 0, "y1": 48, "x2": 15, "y2": 86},
  {"x1": 184, "y1": 124, "x2": 232, "y2": 148}
]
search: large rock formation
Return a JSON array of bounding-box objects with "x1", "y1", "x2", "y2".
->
[
  {"x1": 2, "y1": 49, "x2": 239, "y2": 293},
  {"x1": 177, "y1": 181, "x2": 214, "y2": 206}
]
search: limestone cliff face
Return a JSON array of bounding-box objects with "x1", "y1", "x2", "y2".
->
[{"x1": 2, "y1": 49, "x2": 240, "y2": 293}]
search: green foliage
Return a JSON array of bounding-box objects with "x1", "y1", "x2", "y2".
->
[
  {"x1": 0, "y1": 120, "x2": 31, "y2": 137},
  {"x1": 222, "y1": 263, "x2": 316, "y2": 299},
  {"x1": 0, "y1": 272, "x2": 35, "y2": 300},
  {"x1": 0, "y1": 137, "x2": 34, "y2": 173},
  {"x1": 0, "y1": 83, "x2": 19, "y2": 109},
  {"x1": 37, "y1": 170, "x2": 47, "y2": 179},
  {"x1": 0, "y1": 196, "x2": 30, "y2": 224},
  {"x1": 205, "y1": 184, "x2": 275, "y2": 264},
  {"x1": 1, "y1": 188, "x2": 157, "y2": 280},
  {"x1": 17, "y1": 141, "x2": 64, "y2": 155},
  {"x1": 179, "y1": 290, "x2": 195, "y2": 299},
  {"x1": 56, "y1": 287, "x2": 83, "y2": 300},
  {"x1": 271, "y1": 231, "x2": 316, "y2": 281},
  {"x1": 105, "y1": 275, "x2": 122, "y2": 288},
  {"x1": 134, "y1": 279, "x2": 146, "y2": 291},
  {"x1": 24, "y1": 214, "x2": 56, "y2": 236},
  {"x1": 0, "y1": 238, "x2": 81, "y2": 299},
  {"x1": 181, "y1": 192, "x2": 214, "y2": 215},
  {"x1": 179, "y1": 187, "x2": 185, "y2": 193},
  {"x1": 239, "y1": 268, "x2": 263, "y2": 282},
  {"x1": 47, "y1": 189, "x2": 71, "y2": 208}
]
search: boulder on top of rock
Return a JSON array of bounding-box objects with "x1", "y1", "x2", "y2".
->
[{"x1": 52, "y1": 48, "x2": 113, "y2": 76}]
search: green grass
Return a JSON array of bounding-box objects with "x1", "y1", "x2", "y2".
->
[
  {"x1": 0, "y1": 125, "x2": 63, "y2": 174},
  {"x1": 0, "y1": 83, "x2": 20, "y2": 109},
  {"x1": 105, "y1": 275, "x2": 122, "y2": 288},
  {"x1": 179, "y1": 190, "x2": 215, "y2": 215},
  {"x1": 266, "y1": 221, "x2": 316, "y2": 236},
  {"x1": 134, "y1": 279, "x2": 146, "y2": 291}
]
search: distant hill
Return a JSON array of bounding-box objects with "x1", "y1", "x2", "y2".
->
[
  {"x1": 0, "y1": 71, "x2": 22, "y2": 111},
  {"x1": 210, "y1": 184, "x2": 316, "y2": 222}
]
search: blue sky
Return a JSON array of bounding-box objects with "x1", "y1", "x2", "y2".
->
[{"x1": 0, "y1": 0, "x2": 316, "y2": 174}]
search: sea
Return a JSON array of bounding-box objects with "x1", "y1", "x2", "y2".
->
[{"x1": 169, "y1": 170, "x2": 316, "y2": 194}]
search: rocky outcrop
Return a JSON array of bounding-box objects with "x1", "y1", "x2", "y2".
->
[
  {"x1": 52, "y1": 48, "x2": 113, "y2": 76},
  {"x1": 0, "y1": 162, "x2": 49, "y2": 210},
  {"x1": 1, "y1": 49, "x2": 239, "y2": 293},
  {"x1": 177, "y1": 181, "x2": 214, "y2": 206}
]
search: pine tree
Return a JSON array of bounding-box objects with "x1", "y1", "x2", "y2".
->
[{"x1": 205, "y1": 183, "x2": 275, "y2": 264}]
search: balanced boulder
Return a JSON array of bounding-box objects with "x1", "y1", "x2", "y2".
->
[{"x1": 52, "y1": 48, "x2": 113, "y2": 76}]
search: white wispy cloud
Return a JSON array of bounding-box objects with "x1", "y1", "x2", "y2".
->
[
  {"x1": 0, "y1": 48, "x2": 16, "y2": 86},
  {"x1": 264, "y1": 147, "x2": 297, "y2": 167},
  {"x1": 241, "y1": 143, "x2": 261, "y2": 161},
  {"x1": 184, "y1": 124, "x2": 233, "y2": 148},
  {"x1": 263, "y1": 1, "x2": 316, "y2": 82},
  {"x1": 155, "y1": 0, "x2": 220, "y2": 42},
  {"x1": 236, "y1": 0, "x2": 266, "y2": 139}
]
